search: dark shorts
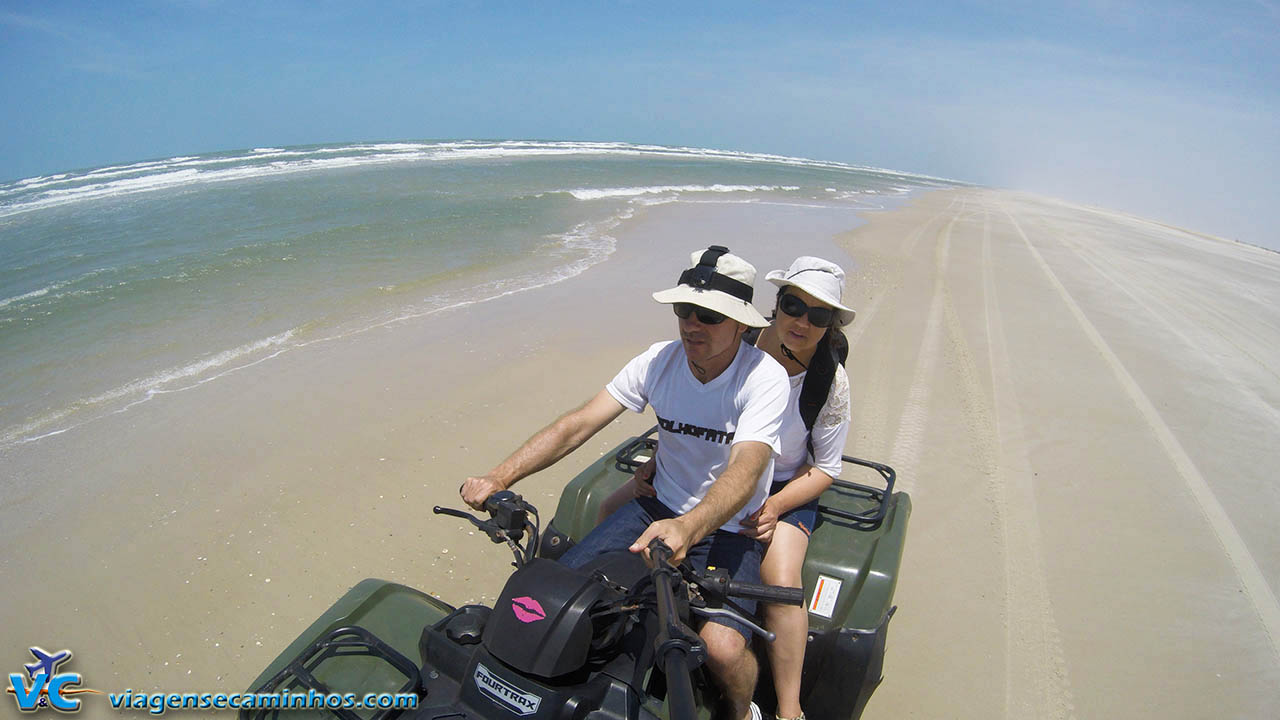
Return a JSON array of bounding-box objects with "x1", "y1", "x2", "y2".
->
[
  {"x1": 771, "y1": 481, "x2": 819, "y2": 536},
  {"x1": 559, "y1": 496, "x2": 764, "y2": 641}
]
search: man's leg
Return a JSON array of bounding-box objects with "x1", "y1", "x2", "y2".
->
[
  {"x1": 686, "y1": 530, "x2": 765, "y2": 720},
  {"x1": 701, "y1": 620, "x2": 758, "y2": 720},
  {"x1": 559, "y1": 497, "x2": 660, "y2": 568}
]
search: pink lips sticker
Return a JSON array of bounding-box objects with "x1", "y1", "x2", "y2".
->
[{"x1": 511, "y1": 596, "x2": 547, "y2": 623}]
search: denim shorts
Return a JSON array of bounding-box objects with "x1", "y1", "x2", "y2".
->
[
  {"x1": 772, "y1": 481, "x2": 820, "y2": 537},
  {"x1": 559, "y1": 496, "x2": 764, "y2": 641}
]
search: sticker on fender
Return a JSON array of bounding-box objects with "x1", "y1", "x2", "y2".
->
[
  {"x1": 808, "y1": 575, "x2": 842, "y2": 618},
  {"x1": 475, "y1": 662, "x2": 542, "y2": 715}
]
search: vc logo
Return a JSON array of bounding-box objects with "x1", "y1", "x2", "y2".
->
[{"x1": 6, "y1": 647, "x2": 98, "y2": 713}]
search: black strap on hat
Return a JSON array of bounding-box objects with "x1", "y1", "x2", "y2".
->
[
  {"x1": 785, "y1": 267, "x2": 836, "y2": 281},
  {"x1": 677, "y1": 245, "x2": 754, "y2": 302}
]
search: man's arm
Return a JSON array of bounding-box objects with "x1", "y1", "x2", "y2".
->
[
  {"x1": 461, "y1": 388, "x2": 626, "y2": 509},
  {"x1": 629, "y1": 439, "x2": 772, "y2": 564},
  {"x1": 739, "y1": 463, "x2": 835, "y2": 542}
]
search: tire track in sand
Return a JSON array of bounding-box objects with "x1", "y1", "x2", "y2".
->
[
  {"x1": 998, "y1": 202, "x2": 1280, "y2": 663},
  {"x1": 846, "y1": 205, "x2": 949, "y2": 352},
  {"x1": 981, "y1": 207, "x2": 1077, "y2": 719},
  {"x1": 847, "y1": 205, "x2": 951, "y2": 460},
  {"x1": 902, "y1": 193, "x2": 964, "y2": 258},
  {"x1": 888, "y1": 198, "x2": 965, "y2": 496}
]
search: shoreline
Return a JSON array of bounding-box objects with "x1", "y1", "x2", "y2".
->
[
  {"x1": 2, "y1": 188, "x2": 1277, "y2": 719},
  {"x1": 0, "y1": 187, "x2": 909, "y2": 456}
]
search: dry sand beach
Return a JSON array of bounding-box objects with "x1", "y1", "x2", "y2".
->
[{"x1": 3, "y1": 188, "x2": 1278, "y2": 719}]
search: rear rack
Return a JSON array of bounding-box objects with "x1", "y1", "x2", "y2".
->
[
  {"x1": 612, "y1": 426, "x2": 895, "y2": 531},
  {"x1": 822, "y1": 456, "x2": 894, "y2": 530},
  {"x1": 613, "y1": 425, "x2": 659, "y2": 473},
  {"x1": 242, "y1": 626, "x2": 419, "y2": 720}
]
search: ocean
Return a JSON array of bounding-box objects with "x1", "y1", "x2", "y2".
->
[{"x1": 0, "y1": 140, "x2": 959, "y2": 451}]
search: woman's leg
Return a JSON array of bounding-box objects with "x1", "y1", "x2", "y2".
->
[
  {"x1": 596, "y1": 476, "x2": 639, "y2": 523},
  {"x1": 596, "y1": 457, "x2": 656, "y2": 523},
  {"x1": 759, "y1": 522, "x2": 810, "y2": 720}
]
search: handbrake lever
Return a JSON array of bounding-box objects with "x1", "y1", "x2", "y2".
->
[
  {"x1": 432, "y1": 505, "x2": 508, "y2": 544},
  {"x1": 683, "y1": 566, "x2": 803, "y2": 643},
  {"x1": 688, "y1": 606, "x2": 775, "y2": 643}
]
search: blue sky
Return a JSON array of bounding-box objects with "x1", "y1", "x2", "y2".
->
[{"x1": 2, "y1": 1, "x2": 1277, "y2": 249}]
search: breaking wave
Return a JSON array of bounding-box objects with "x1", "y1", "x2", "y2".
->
[{"x1": 1, "y1": 141, "x2": 960, "y2": 219}]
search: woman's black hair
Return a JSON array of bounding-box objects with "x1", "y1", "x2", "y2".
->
[
  {"x1": 774, "y1": 286, "x2": 848, "y2": 367},
  {"x1": 776, "y1": 286, "x2": 849, "y2": 456}
]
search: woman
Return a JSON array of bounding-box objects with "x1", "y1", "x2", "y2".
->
[{"x1": 599, "y1": 256, "x2": 854, "y2": 720}]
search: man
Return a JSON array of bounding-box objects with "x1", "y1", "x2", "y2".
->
[{"x1": 461, "y1": 245, "x2": 789, "y2": 720}]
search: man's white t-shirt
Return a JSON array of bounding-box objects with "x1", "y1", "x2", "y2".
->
[
  {"x1": 606, "y1": 340, "x2": 790, "y2": 533},
  {"x1": 772, "y1": 364, "x2": 851, "y2": 486}
]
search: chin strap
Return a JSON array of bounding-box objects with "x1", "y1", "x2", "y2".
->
[{"x1": 779, "y1": 343, "x2": 807, "y2": 370}]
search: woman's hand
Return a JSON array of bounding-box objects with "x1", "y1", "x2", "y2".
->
[
  {"x1": 740, "y1": 498, "x2": 780, "y2": 543},
  {"x1": 632, "y1": 457, "x2": 658, "y2": 497}
]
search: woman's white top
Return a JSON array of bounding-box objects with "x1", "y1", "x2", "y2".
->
[{"x1": 771, "y1": 364, "x2": 851, "y2": 485}]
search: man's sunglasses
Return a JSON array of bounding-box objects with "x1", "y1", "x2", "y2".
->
[
  {"x1": 778, "y1": 292, "x2": 836, "y2": 328},
  {"x1": 673, "y1": 302, "x2": 728, "y2": 325}
]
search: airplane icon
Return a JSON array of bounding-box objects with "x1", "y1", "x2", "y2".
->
[{"x1": 23, "y1": 647, "x2": 72, "y2": 680}]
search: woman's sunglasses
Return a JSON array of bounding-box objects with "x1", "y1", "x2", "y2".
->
[
  {"x1": 673, "y1": 302, "x2": 728, "y2": 325},
  {"x1": 778, "y1": 292, "x2": 836, "y2": 328}
]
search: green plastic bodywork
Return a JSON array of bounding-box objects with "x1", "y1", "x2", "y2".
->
[
  {"x1": 245, "y1": 581, "x2": 454, "y2": 707},
  {"x1": 550, "y1": 435, "x2": 912, "y2": 632},
  {"x1": 245, "y1": 432, "x2": 911, "y2": 714}
]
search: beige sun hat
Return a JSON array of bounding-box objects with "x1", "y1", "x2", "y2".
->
[
  {"x1": 652, "y1": 246, "x2": 770, "y2": 328},
  {"x1": 765, "y1": 256, "x2": 857, "y2": 326}
]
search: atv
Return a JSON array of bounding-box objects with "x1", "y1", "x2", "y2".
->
[{"x1": 241, "y1": 427, "x2": 911, "y2": 720}]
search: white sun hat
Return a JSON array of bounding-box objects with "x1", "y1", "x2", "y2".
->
[
  {"x1": 765, "y1": 256, "x2": 857, "y2": 326},
  {"x1": 652, "y1": 246, "x2": 770, "y2": 328}
]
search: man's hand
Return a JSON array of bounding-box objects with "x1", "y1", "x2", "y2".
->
[
  {"x1": 630, "y1": 517, "x2": 697, "y2": 566},
  {"x1": 460, "y1": 475, "x2": 504, "y2": 510},
  {"x1": 739, "y1": 498, "x2": 780, "y2": 543}
]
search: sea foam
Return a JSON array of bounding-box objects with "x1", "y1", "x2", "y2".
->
[
  {"x1": 1, "y1": 141, "x2": 960, "y2": 220},
  {"x1": 0, "y1": 329, "x2": 300, "y2": 449},
  {"x1": 564, "y1": 184, "x2": 800, "y2": 200}
]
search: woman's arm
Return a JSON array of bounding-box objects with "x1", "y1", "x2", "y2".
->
[
  {"x1": 766, "y1": 462, "x2": 836, "y2": 515},
  {"x1": 740, "y1": 463, "x2": 835, "y2": 542},
  {"x1": 742, "y1": 366, "x2": 851, "y2": 541}
]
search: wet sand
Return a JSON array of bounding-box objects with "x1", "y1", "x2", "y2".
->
[{"x1": 2, "y1": 188, "x2": 1278, "y2": 719}]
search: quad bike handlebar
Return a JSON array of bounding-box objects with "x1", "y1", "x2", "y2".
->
[
  {"x1": 648, "y1": 539, "x2": 700, "y2": 720},
  {"x1": 435, "y1": 494, "x2": 805, "y2": 720},
  {"x1": 434, "y1": 490, "x2": 540, "y2": 567},
  {"x1": 437, "y1": 493, "x2": 804, "y2": 642}
]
